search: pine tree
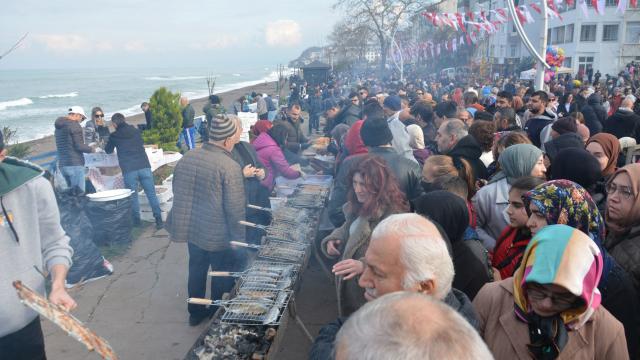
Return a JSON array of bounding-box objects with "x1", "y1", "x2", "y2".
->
[{"x1": 142, "y1": 87, "x2": 183, "y2": 151}]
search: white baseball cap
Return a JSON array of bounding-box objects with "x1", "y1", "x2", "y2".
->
[{"x1": 68, "y1": 106, "x2": 86, "y2": 119}]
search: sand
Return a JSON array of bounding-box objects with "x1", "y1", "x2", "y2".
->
[{"x1": 20, "y1": 81, "x2": 281, "y2": 157}]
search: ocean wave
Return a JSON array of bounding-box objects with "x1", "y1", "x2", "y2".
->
[
  {"x1": 0, "y1": 97, "x2": 33, "y2": 111},
  {"x1": 39, "y1": 92, "x2": 79, "y2": 99},
  {"x1": 144, "y1": 75, "x2": 207, "y2": 81},
  {"x1": 232, "y1": 73, "x2": 241, "y2": 77}
]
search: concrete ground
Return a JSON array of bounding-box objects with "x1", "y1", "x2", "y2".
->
[{"x1": 43, "y1": 227, "x2": 338, "y2": 360}]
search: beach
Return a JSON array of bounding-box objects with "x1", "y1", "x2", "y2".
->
[{"x1": 18, "y1": 80, "x2": 280, "y2": 157}]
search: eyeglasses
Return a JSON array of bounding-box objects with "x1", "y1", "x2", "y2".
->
[
  {"x1": 527, "y1": 286, "x2": 577, "y2": 308},
  {"x1": 95, "y1": 114, "x2": 104, "y2": 118},
  {"x1": 606, "y1": 182, "x2": 634, "y2": 200}
]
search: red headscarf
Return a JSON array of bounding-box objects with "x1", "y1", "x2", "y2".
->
[{"x1": 344, "y1": 120, "x2": 368, "y2": 157}]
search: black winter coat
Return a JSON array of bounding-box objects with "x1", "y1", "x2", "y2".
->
[
  {"x1": 447, "y1": 135, "x2": 489, "y2": 181},
  {"x1": 105, "y1": 123, "x2": 151, "y2": 173},
  {"x1": 328, "y1": 147, "x2": 423, "y2": 226},
  {"x1": 582, "y1": 94, "x2": 607, "y2": 135},
  {"x1": 54, "y1": 117, "x2": 93, "y2": 167},
  {"x1": 308, "y1": 289, "x2": 479, "y2": 360},
  {"x1": 604, "y1": 109, "x2": 640, "y2": 142}
]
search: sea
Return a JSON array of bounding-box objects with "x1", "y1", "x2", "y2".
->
[{"x1": 0, "y1": 67, "x2": 284, "y2": 143}]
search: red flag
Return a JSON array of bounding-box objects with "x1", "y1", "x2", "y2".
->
[
  {"x1": 456, "y1": 13, "x2": 467, "y2": 32},
  {"x1": 632, "y1": 0, "x2": 638, "y2": 7},
  {"x1": 530, "y1": 3, "x2": 542, "y2": 13},
  {"x1": 465, "y1": 33, "x2": 472, "y2": 45},
  {"x1": 468, "y1": 11, "x2": 474, "y2": 21},
  {"x1": 515, "y1": 6, "x2": 527, "y2": 23},
  {"x1": 566, "y1": 0, "x2": 574, "y2": 6}
]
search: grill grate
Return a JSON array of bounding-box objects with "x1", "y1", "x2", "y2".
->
[
  {"x1": 257, "y1": 239, "x2": 308, "y2": 263},
  {"x1": 237, "y1": 261, "x2": 300, "y2": 290},
  {"x1": 220, "y1": 291, "x2": 291, "y2": 326}
]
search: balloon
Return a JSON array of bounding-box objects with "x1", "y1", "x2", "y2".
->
[
  {"x1": 557, "y1": 48, "x2": 565, "y2": 56},
  {"x1": 545, "y1": 72, "x2": 553, "y2": 83}
]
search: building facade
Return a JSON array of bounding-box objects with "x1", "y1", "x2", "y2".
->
[{"x1": 470, "y1": 0, "x2": 640, "y2": 76}]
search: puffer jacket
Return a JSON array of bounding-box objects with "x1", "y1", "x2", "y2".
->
[
  {"x1": 604, "y1": 108, "x2": 640, "y2": 142},
  {"x1": 523, "y1": 110, "x2": 555, "y2": 148},
  {"x1": 274, "y1": 117, "x2": 308, "y2": 153},
  {"x1": 320, "y1": 204, "x2": 395, "y2": 317},
  {"x1": 252, "y1": 132, "x2": 301, "y2": 191},
  {"x1": 54, "y1": 117, "x2": 93, "y2": 167},
  {"x1": 606, "y1": 225, "x2": 640, "y2": 294},
  {"x1": 447, "y1": 135, "x2": 488, "y2": 181},
  {"x1": 582, "y1": 94, "x2": 606, "y2": 135},
  {"x1": 166, "y1": 143, "x2": 245, "y2": 251},
  {"x1": 328, "y1": 147, "x2": 423, "y2": 227}
]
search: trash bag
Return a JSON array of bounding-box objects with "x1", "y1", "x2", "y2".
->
[
  {"x1": 86, "y1": 195, "x2": 133, "y2": 247},
  {"x1": 55, "y1": 188, "x2": 113, "y2": 286}
]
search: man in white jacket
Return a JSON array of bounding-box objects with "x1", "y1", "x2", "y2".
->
[{"x1": 0, "y1": 131, "x2": 76, "y2": 359}]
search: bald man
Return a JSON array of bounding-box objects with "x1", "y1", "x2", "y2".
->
[
  {"x1": 335, "y1": 292, "x2": 493, "y2": 360},
  {"x1": 309, "y1": 214, "x2": 479, "y2": 360}
]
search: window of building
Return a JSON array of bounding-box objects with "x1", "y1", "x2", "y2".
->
[
  {"x1": 564, "y1": 57, "x2": 572, "y2": 68},
  {"x1": 580, "y1": 24, "x2": 597, "y2": 42},
  {"x1": 551, "y1": 26, "x2": 565, "y2": 44},
  {"x1": 578, "y1": 56, "x2": 594, "y2": 74},
  {"x1": 606, "y1": 0, "x2": 617, "y2": 6},
  {"x1": 510, "y1": 45, "x2": 517, "y2": 57},
  {"x1": 603, "y1": 24, "x2": 619, "y2": 41},
  {"x1": 626, "y1": 22, "x2": 640, "y2": 43},
  {"x1": 566, "y1": 24, "x2": 574, "y2": 43}
]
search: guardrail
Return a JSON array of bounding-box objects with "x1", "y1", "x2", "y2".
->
[{"x1": 27, "y1": 151, "x2": 57, "y2": 172}]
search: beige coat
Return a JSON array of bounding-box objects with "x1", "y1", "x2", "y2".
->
[
  {"x1": 473, "y1": 279, "x2": 629, "y2": 360},
  {"x1": 320, "y1": 204, "x2": 392, "y2": 317}
]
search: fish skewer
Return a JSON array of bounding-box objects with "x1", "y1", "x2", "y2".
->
[
  {"x1": 231, "y1": 240, "x2": 307, "y2": 262},
  {"x1": 13, "y1": 281, "x2": 118, "y2": 360}
]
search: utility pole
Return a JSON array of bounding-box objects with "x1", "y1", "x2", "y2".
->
[{"x1": 534, "y1": 0, "x2": 548, "y2": 90}]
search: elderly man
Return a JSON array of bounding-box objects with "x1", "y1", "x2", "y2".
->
[
  {"x1": 436, "y1": 119, "x2": 488, "y2": 181},
  {"x1": 605, "y1": 95, "x2": 640, "y2": 142},
  {"x1": 54, "y1": 106, "x2": 95, "y2": 192},
  {"x1": 167, "y1": 115, "x2": 246, "y2": 326},
  {"x1": 335, "y1": 292, "x2": 493, "y2": 360},
  {"x1": 309, "y1": 214, "x2": 479, "y2": 359},
  {"x1": 382, "y1": 95, "x2": 416, "y2": 163},
  {"x1": 0, "y1": 131, "x2": 76, "y2": 359}
]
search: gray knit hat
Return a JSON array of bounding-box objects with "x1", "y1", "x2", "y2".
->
[{"x1": 208, "y1": 115, "x2": 237, "y2": 141}]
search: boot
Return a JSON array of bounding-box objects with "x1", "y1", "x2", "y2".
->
[{"x1": 154, "y1": 215, "x2": 164, "y2": 230}]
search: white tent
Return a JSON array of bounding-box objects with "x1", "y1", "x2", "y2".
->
[{"x1": 520, "y1": 68, "x2": 537, "y2": 80}]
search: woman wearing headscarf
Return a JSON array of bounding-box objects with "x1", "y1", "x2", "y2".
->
[
  {"x1": 473, "y1": 144, "x2": 547, "y2": 250},
  {"x1": 605, "y1": 164, "x2": 640, "y2": 310},
  {"x1": 320, "y1": 155, "x2": 408, "y2": 317},
  {"x1": 414, "y1": 191, "x2": 493, "y2": 300},
  {"x1": 406, "y1": 124, "x2": 431, "y2": 166},
  {"x1": 586, "y1": 133, "x2": 621, "y2": 211},
  {"x1": 473, "y1": 225, "x2": 629, "y2": 360},
  {"x1": 492, "y1": 176, "x2": 546, "y2": 280},
  {"x1": 523, "y1": 180, "x2": 639, "y2": 357}
]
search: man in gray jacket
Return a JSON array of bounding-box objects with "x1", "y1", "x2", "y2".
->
[
  {"x1": 166, "y1": 115, "x2": 246, "y2": 326},
  {"x1": 0, "y1": 131, "x2": 76, "y2": 359}
]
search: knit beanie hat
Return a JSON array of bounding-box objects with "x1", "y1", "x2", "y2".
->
[
  {"x1": 360, "y1": 116, "x2": 393, "y2": 147},
  {"x1": 208, "y1": 115, "x2": 237, "y2": 141},
  {"x1": 551, "y1": 117, "x2": 578, "y2": 135}
]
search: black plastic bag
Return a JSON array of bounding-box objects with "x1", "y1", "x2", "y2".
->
[
  {"x1": 55, "y1": 189, "x2": 112, "y2": 286},
  {"x1": 86, "y1": 196, "x2": 133, "y2": 247}
]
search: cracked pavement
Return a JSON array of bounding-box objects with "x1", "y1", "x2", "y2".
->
[{"x1": 42, "y1": 227, "x2": 208, "y2": 360}]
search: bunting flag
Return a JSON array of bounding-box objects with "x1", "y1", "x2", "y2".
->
[
  {"x1": 566, "y1": 0, "x2": 574, "y2": 6},
  {"x1": 456, "y1": 13, "x2": 467, "y2": 32},
  {"x1": 530, "y1": 3, "x2": 542, "y2": 13},
  {"x1": 632, "y1": 0, "x2": 638, "y2": 8},
  {"x1": 579, "y1": 0, "x2": 590, "y2": 17},
  {"x1": 617, "y1": 0, "x2": 628, "y2": 12}
]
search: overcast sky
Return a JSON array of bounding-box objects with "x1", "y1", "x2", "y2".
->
[{"x1": 0, "y1": 0, "x2": 336, "y2": 70}]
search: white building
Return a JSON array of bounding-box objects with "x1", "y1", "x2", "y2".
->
[{"x1": 470, "y1": 0, "x2": 640, "y2": 76}]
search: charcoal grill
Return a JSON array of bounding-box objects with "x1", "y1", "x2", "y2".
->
[
  {"x1": 231, "y1": 240, "x2": 307, "y2": 263},
  {"x1": 209, "y1": 261, "x2": 300, "y2": 290},
  {"x1": 238, "y1": 220, "x2": 312, "y2": 244}
]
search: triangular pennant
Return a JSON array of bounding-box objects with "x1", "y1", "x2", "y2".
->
[
  {"x1": 515, "y1": 6, "x2": 527, "y2": 23},
  {"x1": 579, "y1": 0, "x2": 590, "y2": 17},
  {"x1": 530, "y1": 3, "x2": 542, "y2": 13},
  {"x1": 466, "y1": 33, "x2": 472, "y2": 45},
  {"x1": 456, "y1": 13, "x2": 467, "y2": 32}
]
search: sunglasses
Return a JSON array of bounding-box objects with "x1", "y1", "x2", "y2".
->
[{"x1": 95, "y1": 114, "x2": 104, "y2": 118}]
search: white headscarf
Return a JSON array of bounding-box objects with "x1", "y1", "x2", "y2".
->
[{"x1": 406, "y1": 124, "x2": 425, "y2": 150}]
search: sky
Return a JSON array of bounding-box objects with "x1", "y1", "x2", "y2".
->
[{"x1": 0, "y1": 0, "x2": 337, "y2": 70}]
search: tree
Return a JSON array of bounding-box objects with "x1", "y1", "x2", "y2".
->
[
  {"x1": 142, "y1": 87, "x2": 182, "y2": 152},
  {"x1": 328, "y1": 20, "x2": 373, "y2": 64},
  {"x1": 333, "y1": 0, "x2": 432, "y2": 76}
]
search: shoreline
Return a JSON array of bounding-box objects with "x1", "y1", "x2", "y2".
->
[{"x1": 19, "y1": 81, "x2": 281, "y2": 157}]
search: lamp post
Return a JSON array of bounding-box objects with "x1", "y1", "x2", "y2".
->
[{"x1": 505, "y1": 0, "x2": 549, "y2": 90}]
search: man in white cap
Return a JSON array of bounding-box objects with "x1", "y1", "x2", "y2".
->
[{"x1": 54, "y1": 106, "x2": 95, "y2": 192}]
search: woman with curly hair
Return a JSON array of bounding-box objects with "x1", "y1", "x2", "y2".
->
[
  {"x1": 523, "y1": 180, "x2": 639, "y2": 357},
  {"x1": 320, "y1": 154, "x2": 409, "y2": 317}
]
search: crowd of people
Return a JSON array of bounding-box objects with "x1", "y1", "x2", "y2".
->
[{"x1": 296, "y1": 68, "x2": 640, "y2": 359}]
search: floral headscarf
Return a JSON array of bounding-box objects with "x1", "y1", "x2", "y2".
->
[
  {"x1": 523, "y1": 180, "x2": 613, "y2": 288},
  {"x1": 513, "y1": 225, "x2": 603, "y2": 358}
]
